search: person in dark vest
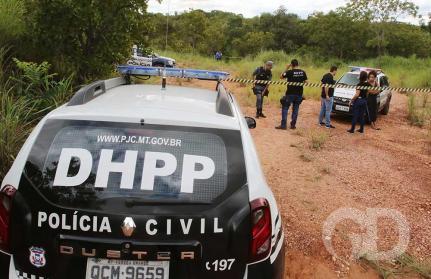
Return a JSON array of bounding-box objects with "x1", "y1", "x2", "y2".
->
[
  {"x1": 318, "y1": 66, "x2": 337, "y2": 128},
  {"x1": 252, "y1": 61, "x2": 273, "y2": 118},
  {"x1": 348, "y1": 71, "x2": 370, "y2": 134},
  {"x1": 276, "y1": 59, "x2": 308, "y2": 130}
]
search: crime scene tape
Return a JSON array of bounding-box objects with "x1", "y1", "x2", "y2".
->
[
  {"x1": 118, "y1": 66, "x2": 431, "y2": 93},
  {"x1": 221, "y1": 78, "x2": 431, "y2": 93}
]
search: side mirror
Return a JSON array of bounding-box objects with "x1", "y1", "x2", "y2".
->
[{"x1": 245, "y1": 117, "x2": 257, "y2": 129}]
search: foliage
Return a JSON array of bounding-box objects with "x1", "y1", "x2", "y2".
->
[
  {"x1": 147, "y1": 7, "x2": 431, "y2": 60},
  {"x1": 341, "y1": 0, "x2": 419, "y2": 56},
  {"x1": 21, "y1": 0, "x2": 154, "y2": 82},
  {"x1": 0, "y1": 0, "x2": 25, "y2": 46},
  {"x1": 304, "y1": 12, "x2": 371, "y2": 60},
  {"x1": 0, "y1": 56, "x2": 74, "y2": 178}
]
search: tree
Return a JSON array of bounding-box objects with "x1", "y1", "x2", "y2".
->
[
  {"x1": 341, "y1": 0, "x2": 418, "y2": 56},
  {"x1": 23, "y1": 0, "x2": 155, "y2": 82},
  {"x1": 304, "y1": 12, "x2": 371, "y2": 60},
  {"x1": 257, "y1": 7, "x2": 305, "y2": 53},
  {"x1": 385, "y1": 22, "x2": 431, "y2": 57},
  {"x1": 175, "y1": 10, "x2": 209, "y2": 53},
  {"x1": 421, "y1": 13, "x2": 431, "y2": 34},
  {"x1": 232, "y1": 31, "x2": 274, "y2": 56}
]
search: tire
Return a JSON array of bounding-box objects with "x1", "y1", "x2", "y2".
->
[{"x1": 381, "y1": 97, "x2": 391, "y2": 115}]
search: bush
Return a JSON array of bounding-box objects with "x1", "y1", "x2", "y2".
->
[
  {"x1": 0, "y1": 58, "x2": 74, "y2": 179},
  {"x1": 11, "y1": 58, "x2": 74, "y2": 111},
  {"x1": 310, "y1": 131, "x2": 329, "y2": 150}
]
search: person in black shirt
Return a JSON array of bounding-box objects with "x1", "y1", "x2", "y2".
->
[
  {"x1": 348, "y1": 71, "x2": 370, "y2": 133},
  {"x1": 276, "y1": 59, "x2": 308, "y2": 130},
  {"x1": 318, "y1": 66, "x2": 337, "y2": 128},
  {"x1": 252, "y1": 61, "x2": 273, "y2": 118}
]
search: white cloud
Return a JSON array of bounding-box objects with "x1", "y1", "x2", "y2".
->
[{"x1": 147, "y1": 0, "x2": 430, "y2": 23}]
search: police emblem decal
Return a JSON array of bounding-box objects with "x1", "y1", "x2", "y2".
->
[
  {"x1": 121, "y1": 217, "x2": 136, "y2": 237},
  {"x1": 29, "y1": 247, "x2": 46, "y2": 268}
]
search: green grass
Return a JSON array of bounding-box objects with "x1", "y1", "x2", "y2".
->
[
  {"x1": 408, "y1": 93, "x2": 431, "y2": 127},
  {"x1": 361, "y1": 253, "x2": 431, "y2": 279},
  {"x1": 158, "y1": 50, "x2": 431, "y2": 101}
]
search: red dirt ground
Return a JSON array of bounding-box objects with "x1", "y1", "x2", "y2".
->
[
  {"x1": 175, "y1": 79, "x2": 431, "y2": 278},
  {"x1": 240, "y1": 91, "x2": 431, "y2": 278}
]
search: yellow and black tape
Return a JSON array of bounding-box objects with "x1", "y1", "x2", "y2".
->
[{"x1": 221, "y1": 78, "x2": 431, "y2": 93}]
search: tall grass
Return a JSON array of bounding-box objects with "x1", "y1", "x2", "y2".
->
[
  {"x1": 0, "y1": 90, "x2": 37, "y2": 176},
  {"x1": 0, "y1": 52, "x2": 74, "y2": 179},
  {"x1": 408, "y1": 93, "x2": 431, "y2": 127}
]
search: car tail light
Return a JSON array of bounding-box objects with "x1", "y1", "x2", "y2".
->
[
  {"x1": 0, "y1": 185, "x2": 16, "y2": 252},
  {"x1": 249, "y1": 198, "x2": 272, "y2": 263}
]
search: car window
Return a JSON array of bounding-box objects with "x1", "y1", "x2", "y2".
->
[
  {"x1": 22, "y1": 120, "x2": 247, "y2": 210},
  {"x1": 337, "y1": 73, "x2": 359, "y2": 86}
]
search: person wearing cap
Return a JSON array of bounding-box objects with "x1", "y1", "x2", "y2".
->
[
  {"x1": 276, "y1": 59, "x2": 308, "y2": 130},
  {"x1": 252, "y1": 61, "x2": 273, "y2": 118}
]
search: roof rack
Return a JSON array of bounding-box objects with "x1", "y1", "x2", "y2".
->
[
  {"x1": 67, "y1": 77, "x2": 126, "y2": 106},
  {"x1": 117, "y1": 65, "x2": 230, "y2": 81}
]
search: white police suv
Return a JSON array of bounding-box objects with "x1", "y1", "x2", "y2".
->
[
  {"x1": 0, "y1": 66, "x2": 285, "y2": 279},
  {"x1": 127, "y1": 46, "x2": 176, "y2": 68},
  {"x1": 333, "y1": 66, "x2": 392, "y2": 115}
]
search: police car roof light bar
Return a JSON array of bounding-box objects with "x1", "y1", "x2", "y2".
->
[{"x1": 117, "y1": 65, "x2": 230, "y2": 81}]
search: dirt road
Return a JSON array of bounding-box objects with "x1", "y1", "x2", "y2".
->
[
  {"x1": 239, "y1": 91, "x2": 431, "y2": 278},
  {"x1": 174, "y1": 78, "x2": 430, "y2": 278}
]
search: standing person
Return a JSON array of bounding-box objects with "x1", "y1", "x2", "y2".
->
[
  {"x1": 348, "y1": 71, "x2": 370, "y2": 134},
  {"x1": 276, "y1": 59, "x2": 308, "y2": 130},
  {"x1": 215, "y1": 51, "x2": 222, "y2": 61},
  {"x1": 252, "y1": 61, "x2": 273, "y2": 118},
  {"x1": 367, "y1": 70, "x2": 381, "y2": 130},
  {"x1": 318, "y1": 66, "x2": 338, "y2": 129}
]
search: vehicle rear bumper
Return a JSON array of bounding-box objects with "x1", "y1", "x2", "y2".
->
[{"x1": 2, "y1": 241, "x2": 285, "y2": 279}]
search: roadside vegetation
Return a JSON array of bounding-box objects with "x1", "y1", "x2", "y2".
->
[
  {"x1": 408, "y1": 93, "x2": 431, "y2": 127},
  {"x1": 0, "y1": 48, "x2": 74, "y2": 178},
  {"x1": 361, "y1": 253, "x2": 431, "y2": 279}
]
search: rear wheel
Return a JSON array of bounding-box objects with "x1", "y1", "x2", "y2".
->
[{"x1": 381, "y1": 97, "x2": 391, "y2": 115}]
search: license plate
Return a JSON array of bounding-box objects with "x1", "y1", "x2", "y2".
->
[
  {"x1": 86, "y1": 258, "x2": 169, "y2": 279},
  {"x1": 335, "y1": 105, "x2": 350, "y2": 112}
]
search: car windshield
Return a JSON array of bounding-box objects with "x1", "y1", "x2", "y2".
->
[
  {"x1": 337, "y1": 73, "x2": 359, "y2": 86},
  {"x1": 22, "y1": 120, "x2": 247, "y2": 211}
]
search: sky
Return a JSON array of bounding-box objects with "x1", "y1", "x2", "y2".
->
[{"x1": 147, "y1": 0, "x2": 431, "y2": 24}]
